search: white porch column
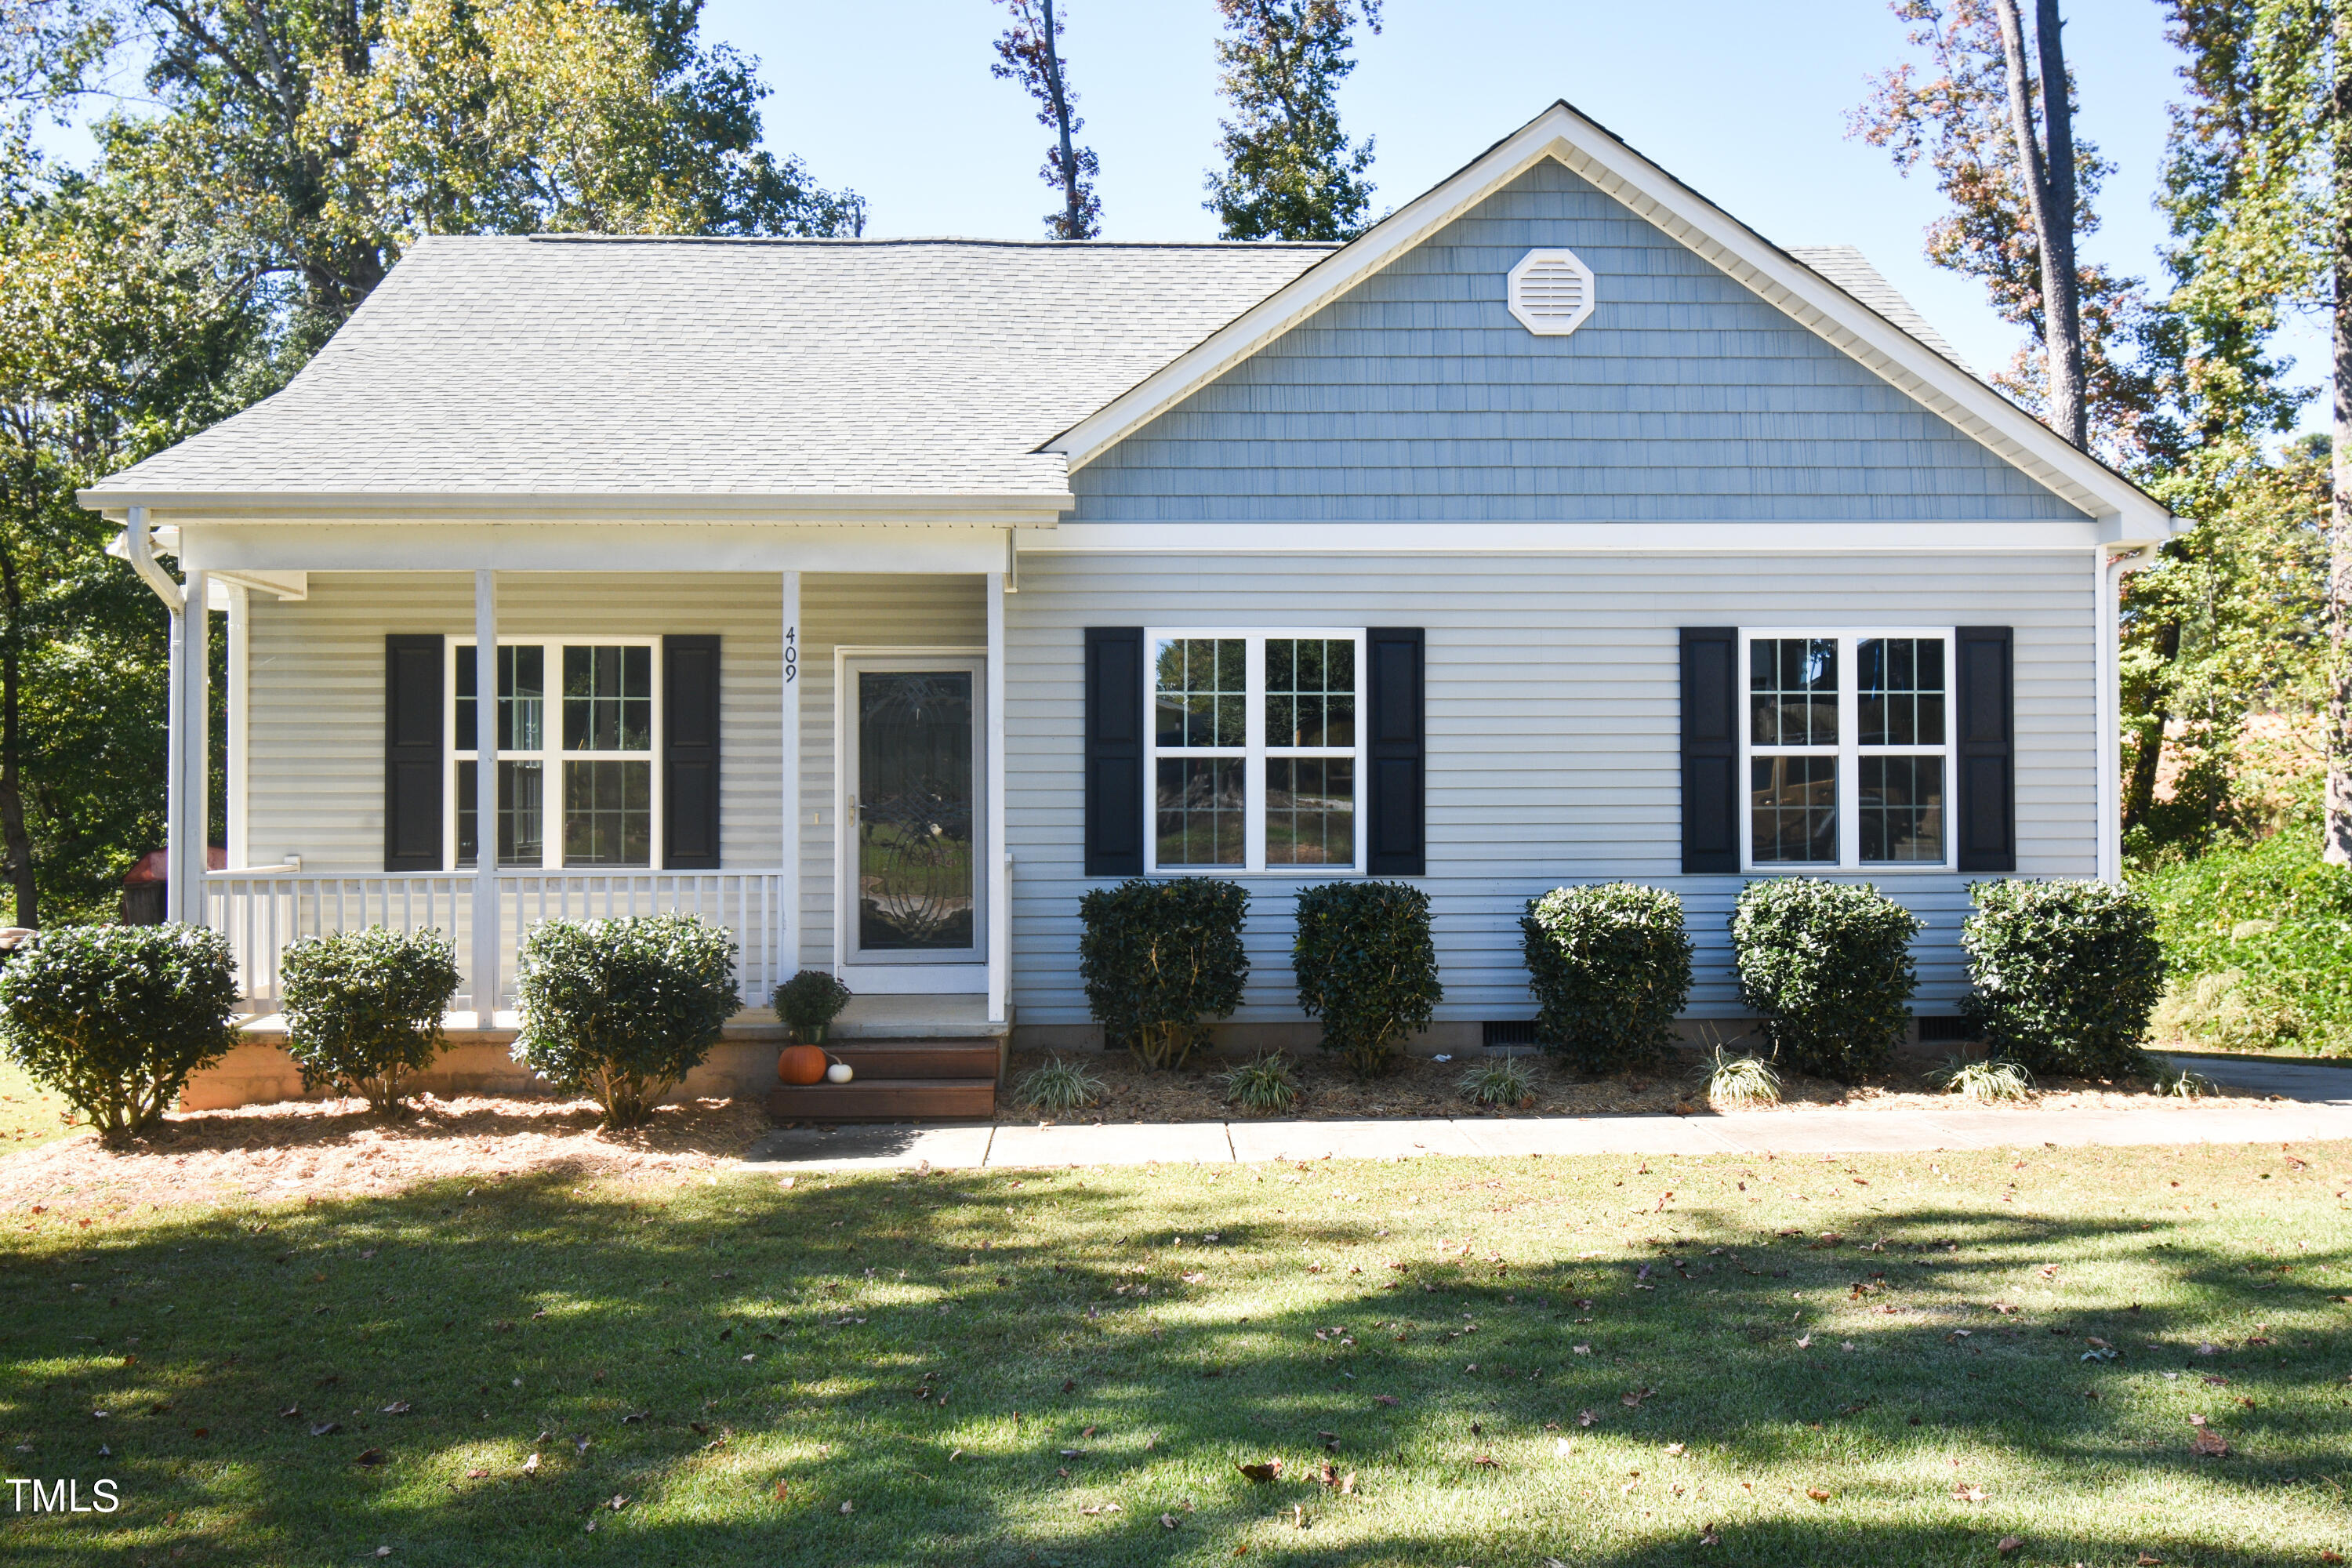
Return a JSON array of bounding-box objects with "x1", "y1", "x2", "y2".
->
[
  {"x1": 986, "y1": 568, "x2": 1010, "y2": 1025},
  {"x1": 226, "y1": 583, "x2": 249, "y2": 870},
  {"x1": 162, "y1": 579, "x2": 186, "y2": 922},
  {"x1": 472, "y1": 570, "x2": 499, "y2": 1013},
  {"x1": 172, "y1": 568, "x2": 210, "y2": 924},
  {"x1": 779, "y1": 570, "x2": 801, "y2": 989}
]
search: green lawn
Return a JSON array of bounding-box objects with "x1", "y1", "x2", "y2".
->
[
  {"x1": 0, "y1": 1054, "x2": 77, "y2": 1152},
  {"x1": 3, "y1": 1142, "x2": 2349, "y2": 1566}
]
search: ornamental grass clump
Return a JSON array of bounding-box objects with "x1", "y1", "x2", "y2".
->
[
  {"x1": 278, "y1": 927, "x2": 460, "y2": 1116},
  {"x1": 1217, "y1": 1052, "x2": 1299, "y2": 1114},
  {"x1": 0, "y1": 924, "x2": 240, "y2": 1145},
  {"x1": 1928, "y1": 1054, "x2": 2034, "y2": 1104},
  {"x1": 1731, "y1": 878, "x2": 1920, "y2": 1083},
  {"x1": 1961, "y1": 879, "x2": 2165, "y2": 1079},
  {"x1": 513, "y1": 913, "x2": 739, "y2": 1127},
  {"x1": 1292, "y1": 881, "x2": 1442, "y2": 1077},
  {"x1": 1520, "y1": 884, "x2": 1693, "y2": 1073},
  {"x1": 1077, "y1": 878, "x2": 1250, "y2": 1070},
  {"x1": 1457, "y1": 1056, "x2": 1535, "y2": 1109},
  {"x1": 1015, "y1": 1055, "x2": 1105, "y2": 1114},
  {"x1": 1701, "y1": 1046, "x2": 1781, "y2": 1109}
]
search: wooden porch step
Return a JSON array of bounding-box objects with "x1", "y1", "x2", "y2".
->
[
  {"x1": 814, "y1": 1039, "x2": 1002, "y2": 1080},
  {"x1": 766, "y1": 1076, "x2": 995, "y2": 1123}
]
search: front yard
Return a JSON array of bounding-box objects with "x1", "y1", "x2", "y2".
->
[{"x1": 3, "y1": 1138, "x2": 2348, "y2": 1566}]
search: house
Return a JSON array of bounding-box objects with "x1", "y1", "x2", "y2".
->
[{"x1": 82, "y1": 102, "x2": 2178, "y2": 1105}]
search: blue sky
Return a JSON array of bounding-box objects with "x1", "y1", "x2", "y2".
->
[{"x1": 43, "y1": 1, "x2": 2320, "y2": 417}]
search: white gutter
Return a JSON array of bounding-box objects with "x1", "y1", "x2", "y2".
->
[{"x1": 115, "y1": 504, "x2": 184, "y2": 613}]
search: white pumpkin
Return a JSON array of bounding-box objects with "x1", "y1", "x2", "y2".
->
[{"x1": 825, "y1": 1062, "x2": 855, "y2": 1084}]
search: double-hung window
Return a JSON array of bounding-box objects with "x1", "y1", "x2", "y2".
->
[
  {"x1": 453, "y1": 640, "x2": 659, "y2": 869},
  {"x1": 1145, "y1": 629, "x2": 1365, "y2": 873},
  {"x1": 1741, "y1": 629, "x2": 1952, "y2": 870}
]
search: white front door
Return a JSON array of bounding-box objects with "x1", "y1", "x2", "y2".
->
[{"x1": 837, "y1": 652, "x2": 986, "y2": 993}]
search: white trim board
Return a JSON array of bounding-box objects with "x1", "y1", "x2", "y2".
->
[
  {"x1": 1016, "y1": 523, "x2": 2131, "y2": 555},
  {"x1": 175, "y1": 523, "x2": 1017, "y2": 575},
  {"x1": 1041, "y1": 100, "x2": 2177, "y2": 545}
]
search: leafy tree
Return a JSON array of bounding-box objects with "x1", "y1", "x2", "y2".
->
[
  {"x1": 1203, "y1": 0, "x2": 1381, "y2": 242},
  {"x1": 7, "y1": 0, "x2": 866, "y2": 346},
  {"x1": 0, "y1": 160, "x2": 267, "y2": 925},
  {"x1": 2144, "y1": 1, "x2": 2352, "y2": 866},
  {"x1": 991, "y1": 0, "x2": 1098, "y2": 240},
  {"x1": 1851, "y1": 0, "x2": 2149, "y2": 460}
]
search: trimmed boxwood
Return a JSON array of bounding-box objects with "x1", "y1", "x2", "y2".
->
[
  {"x1": 1520, "y1": 883, "x2": 1693, "y2": 1073},
  {"x1": 1293, "y1": 880, "x2": 1442, "y2": 1077},
  {"x1": 1077, "y1": 878, "x2": 1249, "y2": 1070},
  {"x1": 1731, "y1": 878, "x2": 1919, "y2": 1082},
  {"x1": 512, "y1": 913, "x2": 739, "y2": 1127},
  {"x1": 0, "y1": 923, "x2": 240, "y2": 1144},
  {"x1": 278, "y1": 927, "x2": 461, "y2": 1116},
  {"x1": 1962, "y1": 878, "x2": 2165, "y2": 1078}
]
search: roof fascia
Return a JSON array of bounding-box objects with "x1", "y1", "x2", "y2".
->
[
  {"x1": 1047, "y1": 101, "x2": 2172, "y2": 535},
  {"x1": 74, "y1": 490, "x2": 1075, "y2": 528}
]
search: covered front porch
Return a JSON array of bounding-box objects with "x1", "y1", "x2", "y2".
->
[{"x1": 133, "y1": 512, "x2": 1028, "y2": 1040}]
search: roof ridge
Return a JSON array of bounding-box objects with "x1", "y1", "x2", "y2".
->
[{"x1": 495, "y1": 234, "x2": 1342, "y2": 251}]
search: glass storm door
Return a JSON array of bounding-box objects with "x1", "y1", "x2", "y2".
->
[{"x1": 846, "y1": 660, "x2": 983, "y2": 968}]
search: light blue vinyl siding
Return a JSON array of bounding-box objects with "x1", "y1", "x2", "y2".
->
[
  {"x1": 1004, "y1": 550, "x2": 2098, "y2": 1029},
  {"x1": 1073, "y1": 158, "x2": 2086, "y2": 524}
]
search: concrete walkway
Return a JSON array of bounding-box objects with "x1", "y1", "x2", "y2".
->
[{"x1": 739, "y1": 1051, "x2": 2352, "y2": 1171}]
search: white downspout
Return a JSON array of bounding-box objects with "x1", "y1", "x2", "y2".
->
[{"x1": 119, "y1": 507, "x2": 191, "y2": 919}]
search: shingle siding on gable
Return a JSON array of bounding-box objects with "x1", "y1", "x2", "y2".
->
[{"x1": 1073, "y1": 159, "x2": 2086, "y2": 524}]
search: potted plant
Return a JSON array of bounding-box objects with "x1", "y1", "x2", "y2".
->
[{"x1": 773, "y1": 970, "x2": 853, "y2": 1083}]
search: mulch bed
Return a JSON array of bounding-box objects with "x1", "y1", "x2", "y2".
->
[{"x1": 994, "y1": 1044, "x2": 2271, "y2": 1124}]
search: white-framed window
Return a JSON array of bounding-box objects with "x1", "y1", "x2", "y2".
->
[
  {"x1": 1144, "y1": 628, "x2": 1365, "y2": 875},
  {"x1": 1740, "y1": 629, "x2": 1954, "y2": 871},
  {"x1": 450, "y1": 638, "x2": 661, "y2": 869}
]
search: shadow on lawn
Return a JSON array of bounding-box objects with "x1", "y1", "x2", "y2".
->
[{"x1": 0, "y1": 1169, "x2": 2344, "y2": 1566}]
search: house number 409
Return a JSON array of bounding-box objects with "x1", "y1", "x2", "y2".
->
[{"x1": 785, "y1": 626, "x2": 797, "y2": 684}]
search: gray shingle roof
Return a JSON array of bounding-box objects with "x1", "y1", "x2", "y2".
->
[
  {"x1": 1786, "y1": 245, "x2": 1973, "y2": 376},
  {"x1": 89, "y1": 235, "x2": 1336, "y2": 504}
]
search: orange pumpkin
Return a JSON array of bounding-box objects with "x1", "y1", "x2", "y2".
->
[{"x1": 777, "y1": 1044, "x2": 828, "y2": 1085}]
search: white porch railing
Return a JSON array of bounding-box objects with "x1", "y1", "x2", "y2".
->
[{"x1": 205, "y1": 869, "x2": 790, "y2": 1011}]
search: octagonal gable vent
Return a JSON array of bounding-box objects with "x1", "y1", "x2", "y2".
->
[{"x1": 1507, "y1": 248, "x2": 1595, "y2": 336}]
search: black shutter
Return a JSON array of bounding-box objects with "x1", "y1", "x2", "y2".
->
[
  {"x1": 1954, "y1": 625, "x2": 2015, "y2": 873},
  {"x1": 664, "y1": 635, "x2": 722, "y2": 869},
  {"x1": 384, "y1": 635, "x2": 444, "y2": 871},
  {"x1": 1680, "y1": 627, "x2": 1739, "y2": 874},
  {"x1": 1367, "y1": 627, "x2": 1426, "y2": 877},
  {"x1": 1083, "y1": 627, "x2": 1145, "y2": 877}
]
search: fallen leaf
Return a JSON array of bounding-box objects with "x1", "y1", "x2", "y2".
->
[
  {"x1": 1955, "y1": 1484, "x2": 1988, "y2": 1504},
  {"x1": 1998, "y1": 1535, "x2": 2024, "y2": 1557},
  {"x1": 1079, "y1": 1502, "x2": 1123, "y2": 1515},
  {"x1": 2138, "y1": 1554, "x2": 2164, "y2": 1566},
  {"x1": 1340, "y1": 1472, "x2": 1356, "y2": 1494},
  {"x1": 1578, "y1": 1409, "x2": 1599, "y2": 1428},
  {"x1": 1806, "y1": 1487, "x2": 1831, "y2": 1504},
  {"x1": 354, "y1": 1448, "x2": 385, "y2": 1467},
  {"x1": 466, "y1": 1468, "x2": 489, "y2": 1480},
  {"x1": 1698, "y1": 1524, "x2": 1722, "y2": 1547},
  {"x1": 1621, "y1": 1387, "x2": 1654, "y2": 1408},
  {"x1": 1237, "y1": 1459, "x2": 1283, "y2": 1483},
  {"x1": 1160, "y1": 1513, "x2": 1179, "y2": 1530},
  {"x1": 381, "y1": 1401, "x2": 411, "y2": 1416},
  {"x1": 1372, "y1": 1394, "x2": 1399, "y2": 1407},
  {"x1": 1470, "y1": 1454, "x2": 1501, "y2": 1468},
  {"x1": 1795, "y1": 1334, "x2": 1813, "y2": 1349},
  {"x1": 279, "y1": 1405, "x2": 301, "y2": 1421},
  {"x1": 309, "y1": 1421, "x2": 341, "y2": 1437},
  {"x1": 1666, "y1": 1442, "x2": 1686, "y2": 1456},
  {"x1": 2192, "y1": 1426, "x2": 2231, "y2": 1457},
  {"x1": 521, "y1": 1454, "x2": 539, "y2": 1475},
  {"x1": 840, "y1": 1501, "x2": 854, "y2": 1515}
]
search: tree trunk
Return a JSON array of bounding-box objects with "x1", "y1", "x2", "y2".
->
[
  {"x1": 2328, "y1": 5, "x2": 2352, "y2": 866},
  {"x1": 2121, "y1": 619, "x2": 2180, "y2": 833},
  {"x1": 0, "y1": 544, "x2": 36, "y2": 928},
  {"x1": 1991, "y1": 0, "x2": 2087, "y2": 448},
  {"x1": 1040, "y1": 0, "x2": 1082, "y2": 239}
]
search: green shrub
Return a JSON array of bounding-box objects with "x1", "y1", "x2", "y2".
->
[
  {"x1": 1015, "y1": 1055, "x2": 1104, "y2": 1115},
  {"x1": 1520, "y1": 884, "x2": 1693, "y2": 1073},
  {"x1": 772, "y1": 969, "x2": 852, "y2": 1044},
  {"x1": 1292, "y1": 881, "x2": 1442, "y2": 1077},
  {"x1": 1457, "y1": 1057, "x2": 1535, "y2": 1109},
  {"x1": 278, "y1": 927, "x2": 460, "y2": 1116},
  {"x1": 2136, "y1": 830, "x2": 2352, "y2": 1052},
  {"x1": 1961, "y1": 879, "x2": 2165, "y2": 1079},
  {"x1": 1218, "y1": 1052, "x2": 1299, "y2": 1114},
  {"x1": 512, "y1": 914, "x2": 739, "y2": 1127},
  {"x1": 1731, "y1": 879, "x2": 1919, "y2": 1082},
  {"x1": 1077, "y1": 879, "x2": 1250, "y2": 1070},
  {"x1": 0, "y1": 924, "x2": 240, "y2": 1144}
]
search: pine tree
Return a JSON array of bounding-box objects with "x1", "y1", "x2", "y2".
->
[{"x1": 1203, "y1": 1, "x2": 1382, "y2": 242}]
